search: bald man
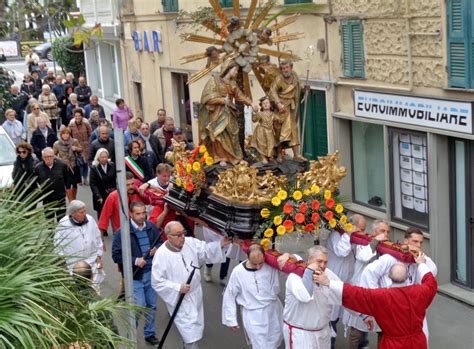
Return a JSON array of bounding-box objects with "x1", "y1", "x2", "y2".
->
[{"x1": 222, "y1": 243, "x2": 283, "y2": 348}]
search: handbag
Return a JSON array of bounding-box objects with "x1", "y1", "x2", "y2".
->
[{"x1": 76, "y1": 153, "x2": 85, "y2": 167}]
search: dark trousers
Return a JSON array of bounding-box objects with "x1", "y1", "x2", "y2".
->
[
  {"x1": 44, "y1": 197, "x2": 66, "y2": 222},
  {"x1": 349, "y1": 327, "x2": 381, "y2": 349}
]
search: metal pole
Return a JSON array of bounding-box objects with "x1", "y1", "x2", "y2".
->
[
  {"x1": 45, "y1": 0, "x2": 57, "y2": 74},
  {"x1": 114, "y1": 129, "x2": 137, "y2": 346},
  {"x1": 300, "y1": 69, "x2": 310, "y2": 156}
]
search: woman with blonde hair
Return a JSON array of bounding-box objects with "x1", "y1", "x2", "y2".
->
[
  {"x1": 53, "y1": 126, "x2": 82, "y2": 201},
  {"x1": 89, "y1": 148, "x2": 116, "y2": 218}
]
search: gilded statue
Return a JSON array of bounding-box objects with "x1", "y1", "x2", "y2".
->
[
  {"x1": 251, "y1": 96, "x2": 278, "y2": 164},
  {"x1": 298, "y1": 151, "x2": 347, "y2": 192},
  {"x1": 198, "y1": 61, "x2": 259, "y2": 166}
]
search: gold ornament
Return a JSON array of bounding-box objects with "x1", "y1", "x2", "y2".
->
[{"x1": 298, "y1": 151, "x2": 347, "y2": 192}]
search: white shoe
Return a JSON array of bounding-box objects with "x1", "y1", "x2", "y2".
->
[
  {"x1": 219, "y1": 277, "x2": 227, "y2": 286},
  {"x1": 203, "y1": 266, "x2": 212, "y2": 282}
]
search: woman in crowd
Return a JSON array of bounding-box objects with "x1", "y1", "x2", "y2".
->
[
  {"x1": 89, "y1": 148, "x2": 116, "y2": 219},
  {"x1": 27, "y1": 102, "x2": 51, "y2": 140},
  {"x1": 2, "y1": 109, "x2": 26, "y2": 145},
  {"x1": 21, "y1": 74, "x2": 40, "y2": 99},
  {"x1": 124, "y1": 118, "x2": 141, "y2": 152},
  {"x1": 30, "y1": 118, "x2": 57, "y2": 160},
  {"x1": 112, "y1": 98, "x2": 133, "y2": 131},
  {"x1": 69, "y1": 108, "x2": 92, "y2": 185},
  {"x1": 53, "y1": 127, "x2": 82, "y2": 201},
  {"x1": 65, "y1": 93, "x2": 80, "y2": 126},
  {"x1": 12, "y1": 142, "x2": 38, "y2": 200}
]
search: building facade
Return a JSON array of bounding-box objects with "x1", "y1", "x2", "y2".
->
[{"x1": 117, "y1": 0, "x2": 473, "y2": 302}]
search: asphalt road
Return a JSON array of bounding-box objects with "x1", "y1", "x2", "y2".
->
[{"x1": 74, "y1": 185, "x2": 474, "y2": 349}]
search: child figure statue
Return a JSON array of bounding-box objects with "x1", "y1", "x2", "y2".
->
[{"x1": 251, "y1": 96, "x2": 278, "y2": 164}]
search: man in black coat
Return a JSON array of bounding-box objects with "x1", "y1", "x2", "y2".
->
[
  {"x1": 112, "y1": 201, "x2": 164, "y2": 346},
  {"x1": 89, "y1": 125, "x2": 115, "y2": 163},
  {"x1": 34, "y1": 147, "x2": 68, "y2": 221}
]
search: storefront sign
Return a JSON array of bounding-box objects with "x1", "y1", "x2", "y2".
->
[
  {"x1": 354, "y1": 90, "x2": 473, "y2": 134},
  {"x1": 132, "y1": 30, "x2": 163, "y2": 53},
  {"x1": 0, "y1": 41, "x2": 19, "y2": 57},
  {"x1": 20, "y1": 41, "x2": 43, "y2": 56}
]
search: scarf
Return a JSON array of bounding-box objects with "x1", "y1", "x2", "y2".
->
[
  {"x1": 56, "y1": 138, "x2": 75, "y2": 169},
  {"x1": 140, "y1": 133, "x2": 152, "y2": 152}
]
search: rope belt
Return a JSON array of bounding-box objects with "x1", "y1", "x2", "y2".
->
[{"x1": 284, "y1": 320, "x2": 326, "y2": 349}]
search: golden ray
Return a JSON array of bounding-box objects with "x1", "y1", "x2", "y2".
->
[
  {"x1": 200, "y1": 20, "x2": 221, "y2": 35},
  {"x1": 272, "y1": 32, "x2": 305, "y2": 44},
  {"x1": 180, "y1": 33, "x2": 225, "y2": 45},
  {"x1": 259, "y1": 47, "x2": 301, "y2": 61},
  {"x1": 232, "y1": 0, "x2": 240, "y2": 17},
  {"x1": 269, "y1": 14, "x2": 300, "y2": 32},
  {"x1": 243, "y1": 73, "x2": 252, "y2": 99},
  {"x1": 209, "y1": 0, "x2": 229, "y2": 35},
  {"x1": 251, "y1": 1, "x2": 273, "y2": 29},
  {"x1": 180, "y1": 52, "x2": 208, "y2": 64},
  {"x1": 188, "y1": 64, "x2": 220, "y2": 85},
  {"x1": 252, "y1": 65, "x2": 264, "y2": 89},
  {"x1": 244, "y1": 0, "x2": 258, "y2": 29}
]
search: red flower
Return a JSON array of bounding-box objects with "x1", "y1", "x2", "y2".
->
[
  {"x1": 185, "y1": 182, "x2": 194, "y2": 192},
  {"x1": 325, "y1": 198, "x2": 335, "y2": 209},
  {"x1": 200, "y1": 156, "x2": 206, "y2": 163},
  {"x1": 311, "y1": 212, "x2": 320, "y2": 223},
  {"x1": 304, "y1": 223, "x2": 315, "y2": 232},
  {"x1": 283, "y1": 219, "x2": 294, "y2": 231},
  {"x1": 311, "y1": 200, "x2": 320, "y2": 210},
  {"x1": 283, "y1": 203, "x2": 293, "y2": 215},
  {"x1": 179, "y1": 169, "x2": 185, "y2": 176},
  {"x1": 192, "y1": 147, "x2": 200, "y2": 156},
  {"x1": 295, "y1": 213, "x2": 305, "y2": 224},
  {"x1": 324, "y1": 211, "x2": 334, "y2": 221},
  {"x1": 298, "y1": 202, "x2": 308, "y2": 214}
]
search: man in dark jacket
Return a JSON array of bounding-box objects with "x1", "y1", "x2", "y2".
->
[
  {"x1": 112, "y1": 201, "x2": 164, "y2": 346},
  {"x1": 74, "y1": 77, "x2": 92, "y2": 107},
  {"x1": 30, "y1": 118, "x2": 57, "y2": 159},
  {"x1": 34, "y1": 147, "x2": 68, "y2": 221},
  {"x1": 89, "y1": 125, "x2": 115, "y2": 163},
  {"x1": 139, "y1": 122, "x2": 164, "y2": 164}
]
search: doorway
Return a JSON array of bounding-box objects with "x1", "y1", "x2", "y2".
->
[{"x1": 171, "y1": 73, "x2": 192, "y2": 140}]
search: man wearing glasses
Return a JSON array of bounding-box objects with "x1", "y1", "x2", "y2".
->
[{"x1": 151, "y1": 221, "x2": 233, "y2": 349}]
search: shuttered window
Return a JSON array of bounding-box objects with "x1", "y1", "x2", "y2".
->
[
  {"x1": 340, "y1": 20, "x2": 365, "y2": 78},
  {"x1": 163, "y1": 0, "x2": 178, "y2": 12},
  {"x1": 220, "y1": 0, "x2": 233, "y2": 7},
  {"x1": 284, "y1": 0, "x2": 313, "y2": 4},
  {"x1": 447, "y1": 0, "x2": 473, "y2": 88}
]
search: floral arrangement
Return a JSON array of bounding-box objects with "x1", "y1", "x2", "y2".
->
[
  {"x1": 174, "y1": 145, "x2": 214, "y2": 194},
  {"x1": 255, "y1": 183, "x2": 352, "y2": 249}
]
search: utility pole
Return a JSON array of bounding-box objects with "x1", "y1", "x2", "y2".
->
[
  {"x1": 114, "y1": 129, "x2": 137, "y2": 347},
  {"x1": 44, "y1": 0, "x2": 57, "y2": 73}
]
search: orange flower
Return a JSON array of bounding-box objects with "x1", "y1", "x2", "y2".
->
[
  {"x1": 311, "y1": 212, "x2": 320, "y2": 223},
  {"x1": 324, "y1": 211, "x2": 334, "y2": 221},
  {"x1": 283, "y1": 203, "x2": 293, "y2": 215},
  {"x1": 325, "y1": 198, "x2": 335, "y2": 209},
  {"x1": 283, "y1": 219, "x2": 294, "y2": 232},
  {"x1": 295, "y1": 213, "x2": 305, "y2": 224},
  {"x1": 298, "y1": 202, "x2": 308, "y2": 214},
  {"x1": 185, "y1": 182, "x2": 194, "y2": 192},
  {"x1": 311, "y1": 200, "x2": 320, "y2": 210},
  {"x1": 304, "y1": 223, "x2": 316, "y2": 232}
]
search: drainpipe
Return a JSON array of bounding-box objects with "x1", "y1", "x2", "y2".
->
[{"x1": 405, "y1": 0, "x2": 413, "y2": 90}]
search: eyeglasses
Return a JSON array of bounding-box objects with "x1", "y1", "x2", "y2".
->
[
  {"x1": 17, "y1": 150, "x2": 27, "y2": 155},
  {"x1": 168, "y1": 231, "x2": 186, "y2": 238},
  {"x1": 33, "y1": 107, "x2": 40, "y2": 110}
]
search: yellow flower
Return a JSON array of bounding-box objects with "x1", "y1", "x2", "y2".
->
[
  {"x1": 345, "y1": 223, "x2": 353, "y2": 232},
  {"x1": 264, "y1": 228, "x2": 274, "y2": 238},
  {"x1": 273, "y1": 215, "x2": 283, "y2": 226},
  {"x1": 192, "y1": 161, "x2": 201, "y2": 171},
  {"x1": 292, "y1": 190, "x2": 303, "y2": 201},
  {"x1": 260, "y1": 208, "x2": 270, "y2": 218},
  {"x1": 186, "y1": 163, "x2": 192, "y2": 173},
  {"x1": 260, "y1": 238, "x2": 271, "y2": 249},
  {"x1": 329, "y1": 218, "x2": 337, "y2": 228},
  {"x1": 205, "y1": 156, "x2": 214, "y2": 166},
  {"x1": 277, "y1": 190, "x2": 288, "y2": 201},
  {"x1": 204, "y1": 151, "x2": 210, "y2": 158},
  {"x1": 303, "y1": 189, "x2": 311, "y2": 196},
  {"x1": 339, "y1": 215, "x2": 347, "y2": 224},
  {"x1": 311, "y1": 184, "x2": 320, "y2": 194},
  {"x1": 286, "y1": 226, "x2": 294, "y2": 233},
  {"x1": 324, "y1": 190, "x2": 332, "y2": 200},
  {"x1": 199, "y1": 145, "x2": 207, "y2": 153},
  {"x1": 335, "y1": 204, "x2": 344, "y2": 214},
  {"x1": 271, "y1": 197, "x2": 281, "y2": 206},
  {"x1": 175, "y1": 177, "x2": 182, "y2": 187},
  {"x1": 276, "y1": 225, "x2": 286, "y2": 236}
]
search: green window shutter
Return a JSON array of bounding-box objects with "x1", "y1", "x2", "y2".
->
[
  {"x1": 285, "y1": 0, "x2": 312, "y2": 4},
  {"x1": 341, "y1": 22, "x2": 352, "y2": 76},
  {"x1": 447, "y1": 0, "x2": 469, "y2": 88},
  {"x1": 163, "y1": 0, "x2": 178, "y2": 12},
  {"x1": 351, "y1": 22, "x2": 365, "y2": 78},
  {"x1": 220, "y1": 0, "x2": 233, "y2": 7},
  {"x1": 470, "y1": 1, "x2": 474, "y2": 87}
]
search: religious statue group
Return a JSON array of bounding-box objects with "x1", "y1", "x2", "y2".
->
[{"x1": 198, "y1": 58, "x2": 307, "y2": 166}]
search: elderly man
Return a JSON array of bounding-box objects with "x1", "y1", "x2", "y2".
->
[
  {"x1": 151, "y1": 221, "x2": 232, "y2": 349},
  {"x1": 43, "y1": 68, "x2": 56, "y2": 86},
  {"x1": 150, "y1": 108, "x2": 167, "y2": 135},
  {"x1": 8, "y1": 85, "x2": 28, "y2": 122},
  {"x1": 2, "y1": 109, "x2": 26, "y2": 145},
  {"x1": 38, "y1": 84, "x2": 59, "y2": 131},
  {"x1": 153, "y1": 116, "x2": 175, "y2": 151},
  {"x1": 112, "y1": 201, "x2": 164, "y2": 346},
  {"x1": 316, "y1": 253, "x2": 437, "y2": 349},
  {"x1": 38, "y1": 62, "x2": 48, "y2": 79},
  {"x1": 34, "y1": 147, "x2": 68, "y2": 221},
  {"x1": 89, "y1": 125, "x2": 115, "y2": 163},
  {"x1": 54, "y1": 200, "x2": 104, "y2": 291},
  {"x1": 343, "y1": 219, "x2": 390, "y2": 349},
  {"x1": 222, "y1": 243, "x2": 283, "y2": 348},
  {"x1": 282, "y1": 246, "x2": 341, "y2": 349},
  {"x1": 139, "y1": 122, "x2": 164, "y2": 164},
  {"x1": 84, "y1": 95, "x2": 106, "y2": 119},
  {"x1": 74, "y1": 77, "x2": 92, "y2": 106}
]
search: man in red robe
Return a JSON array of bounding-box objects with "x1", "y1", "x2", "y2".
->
[{"x1": 315, "y1": 253, "x2": 437, "y2": 349}]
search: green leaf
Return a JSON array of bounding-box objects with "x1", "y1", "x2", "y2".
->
[
  {"x1": 73, "y1": 30, "x2": 90, "y2": 47},
  {"x1": 77, "y1": 14, "x2": 86, "y2": 26}
]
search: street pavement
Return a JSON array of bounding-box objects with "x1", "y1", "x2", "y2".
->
[
  {"x1": 74, "y1": 185, "x2": 474, "y2": 349},
  {"x1": 2, "y1": 58, "x2": 58, "y2": 87}
]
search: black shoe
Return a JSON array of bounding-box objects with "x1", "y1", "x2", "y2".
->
[
  {"x1": 145, "y1": 336, "x2": 160, "y2": 346},
  {"x1": 103, "y1": 231, "x2": 109, "y2": 237}
]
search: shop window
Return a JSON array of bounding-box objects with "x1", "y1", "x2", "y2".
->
[
  {"x1": 340, "y1": 20, "x2": 365, "y2": 78},
  {"x1": 447, "y1": 0, "x2": 474, "y2": 88},
  {"x1": 163, "y1": 0, "x2": 178, "y2": 12},
  {"x1": 220, "y1": 0, "x2": 233, "y2": 7},
  {"x1": 284, "y1": 0, "x2": 313, "y2": 4},
  {"x1": 351, "y1": 121, "x2": 386, "y2": 210},
  {"x1": 390, "y1": 129, "x2": 429, "y2": 229}
]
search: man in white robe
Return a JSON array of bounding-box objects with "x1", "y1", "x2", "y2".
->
[
  {"x1": 151, "y1": 221, "x2": 232, "y2": 349},
  {"x1": 342, "y1": 219, "x2": 390, "y2": 349},
  {"x1": 222, "y1": 243, "x2": 283, "y2": 348},
  {"x1": 361, "y1": 227, "x2": 437, "y2": 340},
  {"x1": 54, "y1": 200, "x2": 104, "y2": 291},
  {"x1": 282, "y1": 245, "x2": 340, "y2": 349}
]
